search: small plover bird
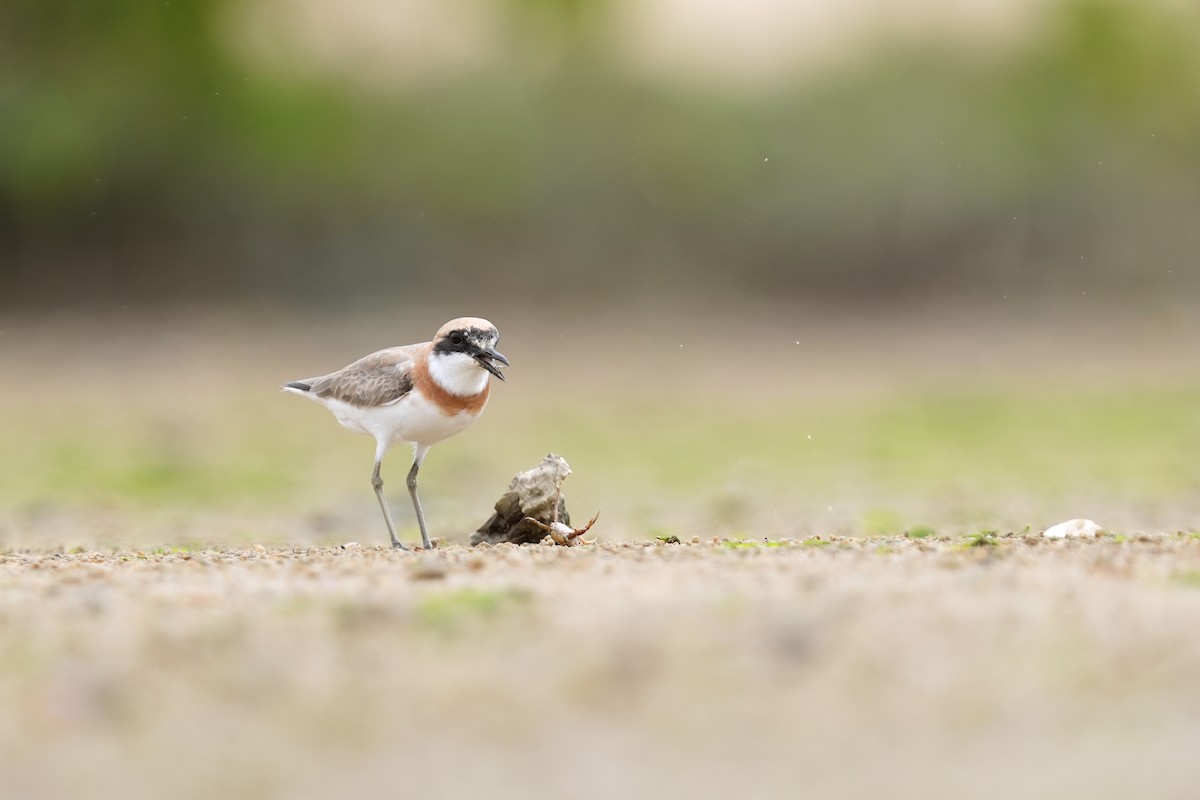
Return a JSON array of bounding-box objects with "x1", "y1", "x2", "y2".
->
[{"x1": 282, "y1": 317, "x2": 508, "y2": 550}]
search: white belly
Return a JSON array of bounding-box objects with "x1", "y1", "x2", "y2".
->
[{"x1": 319, "y1": 392, "x2": 482, "y2": 447}]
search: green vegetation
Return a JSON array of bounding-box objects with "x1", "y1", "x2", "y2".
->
[
  {"x1": 5, "y1": 380, "x2": 1200, "y2": 541},
  {"x1": 537, "y1": 385, "x2": 1200, "y2": 502},
  {"x1": 722, "y1": 539, "x2": 799, "y2": 550},
  {"x1": 956, "y1": 531, "x2": 1002, "y2": 550},
  {"x1": 149, "y1": 545, "x2": 201, "y2": 556},
  {"x1": 723, "y1": 540, "x2": 765, "y2": 550}
]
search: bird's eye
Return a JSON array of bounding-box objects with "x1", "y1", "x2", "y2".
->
[{"x1": 450, "y1": 332, "x2": 464, "y2": 346}]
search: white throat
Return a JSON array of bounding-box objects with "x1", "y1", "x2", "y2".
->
[{"x1": 428, "y1": 351, "x2": 488, "y2": 397}]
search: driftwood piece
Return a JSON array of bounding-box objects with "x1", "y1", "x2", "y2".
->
[{"x1": 471, "y1": 454, "x2": 574, "y2": 546}]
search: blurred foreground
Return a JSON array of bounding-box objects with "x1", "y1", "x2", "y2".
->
[{"x1": 1, "y1": 536, "x2": 1198, "y2": 799}]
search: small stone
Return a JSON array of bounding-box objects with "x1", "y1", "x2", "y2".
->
[
  {"x1": 341, "y1": 542, "x2": 361, "y2": 550},
  {"x1": 1043, "y1": 519, "x2": 1103, "y2": 539}
]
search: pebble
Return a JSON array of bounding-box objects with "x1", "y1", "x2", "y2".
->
[{"x1": 1044, "y1": 519, "x2": 1103, "y2": 539}]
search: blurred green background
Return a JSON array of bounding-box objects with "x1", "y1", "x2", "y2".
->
[
  {"x1": 3, "y1": 0, "x2": 1199, "y2": 306},
  {"x1": 2, "y1": 0, "x2": 1199, "y2": 545}
]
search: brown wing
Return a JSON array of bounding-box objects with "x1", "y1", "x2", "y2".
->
[{"x1": 306, "y1": 345, "x2": 422, "y2": 408}]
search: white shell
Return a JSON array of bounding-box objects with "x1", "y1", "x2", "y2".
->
[{"x1": 1043, "y1": 519, "x2": 1103, "y2": 539}]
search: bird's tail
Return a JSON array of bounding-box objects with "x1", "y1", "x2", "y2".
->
[{"x1": 281, "y1": 380, "x2": 313, "y2": 393}]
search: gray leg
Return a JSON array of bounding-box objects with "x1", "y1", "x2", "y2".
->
[
  {"x1": 407, "y1": 460, "x2": 433, "y2": 550},
  {"x1": 372, "y1": 460, "x2": 407, "y2": 550}
]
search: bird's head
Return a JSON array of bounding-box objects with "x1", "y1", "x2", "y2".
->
[{"x1": 432, "y1": 317, "x2": 509, "y2": 382}]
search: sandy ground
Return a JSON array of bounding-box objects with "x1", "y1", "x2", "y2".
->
[
  {"x1": 2, "y1": 306, "x2": 1199, "y2": 797},
  {"x1": 2, "y1": 534, "x2": 1199, "y2": 799}
]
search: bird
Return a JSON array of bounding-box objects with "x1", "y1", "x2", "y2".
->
[{"x1": 282, "y1": 317, "x2": 509, "y2": 550}]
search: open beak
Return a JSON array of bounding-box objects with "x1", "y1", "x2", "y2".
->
[{"x1": 475, "y1": 347, "x2": 510, "y2": 381}]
